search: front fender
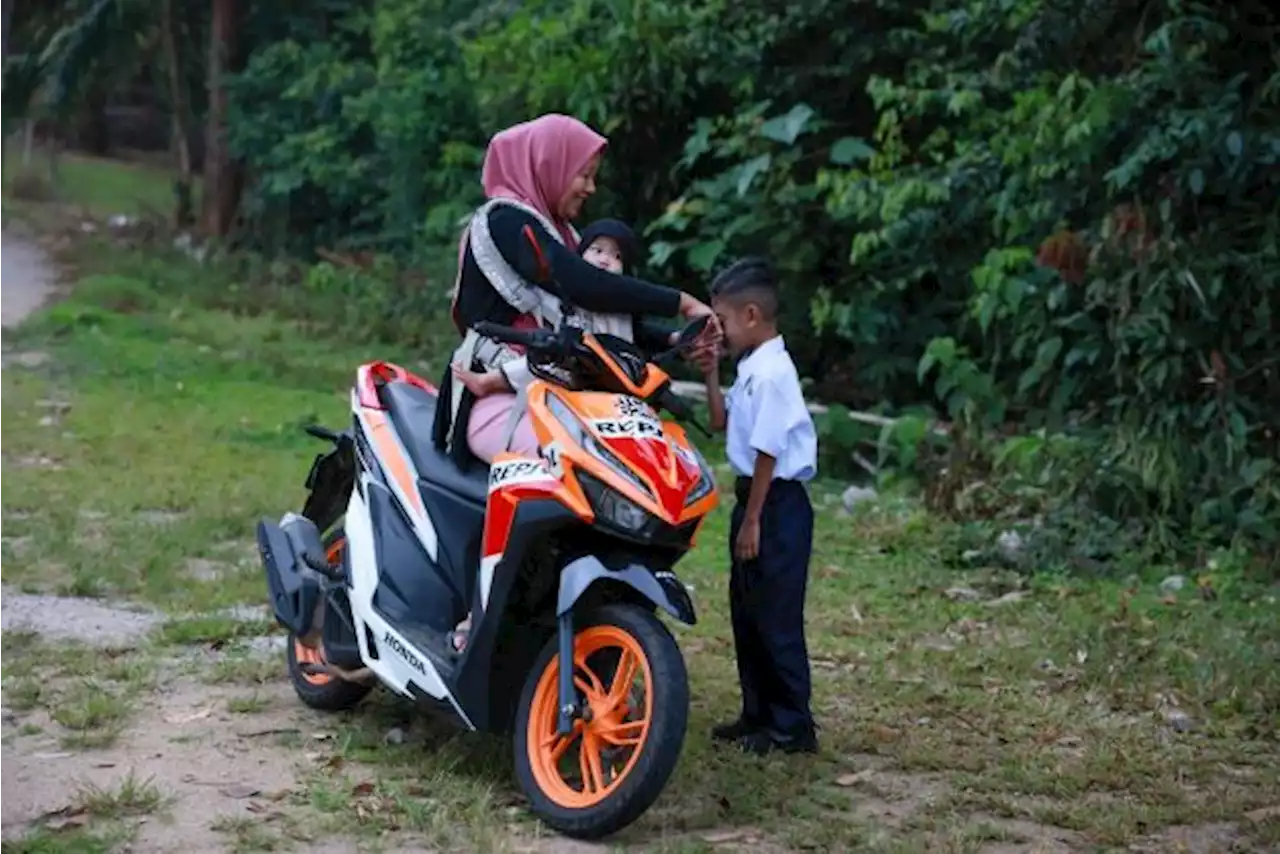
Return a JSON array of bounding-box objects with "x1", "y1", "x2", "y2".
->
[{"x1": 557, "y1": 556, "x2": 697, "y2": 626}]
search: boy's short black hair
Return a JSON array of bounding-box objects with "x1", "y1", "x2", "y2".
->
[{"x1": 709, "y1": 256, "x2": 779, "y2": 320}]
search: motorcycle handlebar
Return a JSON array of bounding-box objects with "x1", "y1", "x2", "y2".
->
[{"x1": 471, "y1": 321, "x2": 551, "y2": 350}]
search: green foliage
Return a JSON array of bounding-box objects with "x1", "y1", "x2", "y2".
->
[
  {"x1": 227, "y1": 0, "x2": 483, "y2": 257},
  {"x1": 10, "y1": 0, "x2": 1280, "y2": 566}
]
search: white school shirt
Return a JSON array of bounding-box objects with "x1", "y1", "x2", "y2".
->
[{"x1": 725, "y1": 335, "x2": 817, "y2": 482}]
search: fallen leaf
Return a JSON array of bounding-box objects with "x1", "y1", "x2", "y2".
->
[
  {"x1": 324, "y1": 755, "x2": 345, "y2": 772},
  {"x1": 218, "y1": 784, "x2": 261, "y2": 799},
  {"x1": 38, "y1": 805, "x2": 89, "y2": 832},
  {"x1": 46, "y1": 813, "x2": 90, "y2": 832},
  {"x1": 849, "y1": 603, "x2": 864, "y2": 623},
  {"x1": 870, "y1": 724, "x2": 901, "y2": 743},
  {"x1": 701, "y1": 829, "x2": 747, "y2": 843},
  {"x1": 351, "y1": 781, "x2": 376, "y2": 797},
  {"x1": 266, "y1": 789, "x2": 291, "y2": 802},
  {"x1": 165, "y1": 708, "x2": 213, "y2": 725},
  {"x1": 835, "y1": 769, "x2": 874, "y2": 787},
  {"x1": 983, "y1": 590, "x2": 1030, "y2": 607},
  {"x1": 237, "y1": 727, "x2": 300, "y2": 738},
  {"x1": 1245, "y1": 805, "x2": 1280, "y2": 823}
]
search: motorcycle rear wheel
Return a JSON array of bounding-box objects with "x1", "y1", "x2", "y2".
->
[{"x1": 513, "y1": 603, "x2": 689, "y2": 839}]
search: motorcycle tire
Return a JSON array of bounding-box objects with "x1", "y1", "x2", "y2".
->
[
  {"x1": 285, "y1": 529, "x2": 372, "y2": 712},
  {"x1": 513, "y1": 603, "x2": 689, "y2": 840}
]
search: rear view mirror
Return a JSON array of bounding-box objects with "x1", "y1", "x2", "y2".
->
[{"x1": 674, "y1": 315, "x2": 711, "y2": 350}]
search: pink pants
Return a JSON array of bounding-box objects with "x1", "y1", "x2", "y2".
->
[{"x1": 466, "y1": 393, "x2": 538, "y2": 463}]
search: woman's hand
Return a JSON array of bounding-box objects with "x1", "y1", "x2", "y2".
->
[
  {"x1": 678, "y1": 292, "x2": 713, "y2": 321},
  {"x1": 452, "y1": 364, "x2": 509, "y2": 398},
  {"x1": 678, "y1": 291, "x2": 723, "y2": 349}
]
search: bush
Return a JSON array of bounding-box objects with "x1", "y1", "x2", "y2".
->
[
  {"x1": 105, "y1": 0, "x2": 1280, "y2": 567},
  {"x1": 8, "y1": 170, "x2": 54, "y2": 202}
]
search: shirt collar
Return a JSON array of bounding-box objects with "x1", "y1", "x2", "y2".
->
[{"x1": 736, "y1": 335, "x2": 786, "y2": 379}]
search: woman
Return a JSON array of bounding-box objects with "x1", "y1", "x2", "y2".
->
[{"x1": 441, "y1": 113, "x2": 717, "y2": 466}]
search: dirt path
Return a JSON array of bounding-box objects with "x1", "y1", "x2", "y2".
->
[
  {"x1": 1, "y1": 230, "x2": 56, "y2": 329},
  {"x1": 0, "y1": 235, "x2": 365, "y2": 851}
]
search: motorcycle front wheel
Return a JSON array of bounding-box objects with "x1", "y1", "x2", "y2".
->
[{"x1": 513, "y1": 603, "x2": 689, "y2": 840}]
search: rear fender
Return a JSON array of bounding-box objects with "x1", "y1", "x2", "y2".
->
[{"x1": 556, "y1": 556, "x2": 696, "y2": 626}]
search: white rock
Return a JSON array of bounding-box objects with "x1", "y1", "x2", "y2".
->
[
  {"x1": 841, "y1": 485, "x2": 879, "y2": 512},
  {"x1": 996, "y1": 529, "x2": 1025, "y2": 561},
  {"x1": 1162, "y1": 708, "x2": 1196, "y2": 733},
  {"x1": 1159, "y1": 575, "x2": 1187, "y2": 594},
  {"x1": 944, "y1": 586, "x2": 982, "y2": 602}
]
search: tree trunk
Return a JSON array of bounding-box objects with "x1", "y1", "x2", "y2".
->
[
  {"x1": 79, "y1": 83, "x2": 111, "y2": 155},
  {"x1": 2, "y1": 0, "x2": 13, "y2": 61},
  {"x1": 200, "y1": 0, "x2": 241, "y2": 237},
  {"x1": 162, "y1": 0, "x2": 195, "y2": 227},
  {"x1": 0, "y1": 0, "x2": 11, "y2": 193}
]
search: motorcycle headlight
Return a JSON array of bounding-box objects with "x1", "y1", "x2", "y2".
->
[
  {"x1": 545, "y1": 393, "x2": 653, "y2": 498},
  {"x1": 684, "y1": 449, "x2": 716, "y2": 506},
  {"x1": 577, "y1": 472, "x2": 651, "y2": 533}
]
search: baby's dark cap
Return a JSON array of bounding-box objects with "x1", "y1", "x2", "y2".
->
[{"x1": 578, "y1": 219, "x2": 639, "y2": 274}]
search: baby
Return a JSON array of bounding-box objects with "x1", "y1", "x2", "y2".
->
[{"x1": 452, "y1": 218, "x2": 638, "y2": 399}]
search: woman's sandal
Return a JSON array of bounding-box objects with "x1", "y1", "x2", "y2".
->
[
  {"x1": 449, "y1": 616, "x2": 472, "y2": 654},
  {"x1": 449, "y1": 630, "x2": 469, "y2": 653}
]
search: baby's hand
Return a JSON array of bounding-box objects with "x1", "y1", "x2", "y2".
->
[{"x1": 452, "y1": 364, "x2": 508, "y2": 398}]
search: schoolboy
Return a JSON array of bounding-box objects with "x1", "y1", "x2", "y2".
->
[{"x1": 702, "y1": 257, "x2": 819, "y2": 755}]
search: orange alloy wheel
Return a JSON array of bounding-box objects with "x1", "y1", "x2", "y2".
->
[
  {"x1": 293, "y1": 535, "x2": 346, "y2": 687},
  {"x1": 525, "y1": 626, "x2": 653, "y2": 809}
]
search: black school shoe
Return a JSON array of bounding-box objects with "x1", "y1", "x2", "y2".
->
[
  {"x1": 711, "y1": 718, "x2": 759, "y2": 743},
  {"x1": 739, "y1": 726, "x2": 819, "y2": 756}
]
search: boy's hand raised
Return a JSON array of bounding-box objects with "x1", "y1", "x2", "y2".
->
[{"x1": 690, "y1": 340, "x2": 719, "y2": 375}]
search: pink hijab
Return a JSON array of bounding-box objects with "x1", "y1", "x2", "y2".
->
[{"x1": 481, "y1": 114, "x2": 607, "y2": 248}]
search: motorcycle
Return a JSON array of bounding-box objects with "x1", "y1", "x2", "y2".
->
[{"x1": 256, "y1": 229, "x2": 719, "y2": 839}]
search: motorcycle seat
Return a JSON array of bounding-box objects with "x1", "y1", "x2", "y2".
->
[{"x1": 380, "y1": 381, "x2": 490, "y2": 506}]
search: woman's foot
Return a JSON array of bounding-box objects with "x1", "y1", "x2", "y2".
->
[{"x1": 450, "y1": 614, "x2": 472, "y2": 653}]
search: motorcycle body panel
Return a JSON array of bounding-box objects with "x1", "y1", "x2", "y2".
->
[{"x1": 261, "y1": 353, "x2": 717, "y2": 733}]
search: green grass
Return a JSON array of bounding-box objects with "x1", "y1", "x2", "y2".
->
[
  {"x1": 2, "y1": 142, "x2": 188, "y2": 219},
  {"x1": 73, "y1": 771, "x2": 169, "y2": 819},
  {"x1": 2, "y1": 223, "x2": 1279, "y2": 852},
  {"x1": 0, "y1": 774, "x2": 165, "y2": 854}
]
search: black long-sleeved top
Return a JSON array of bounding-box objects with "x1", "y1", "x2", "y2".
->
[{"x1": 454, "y1": 205, "x2": 679, "y2": 351}]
